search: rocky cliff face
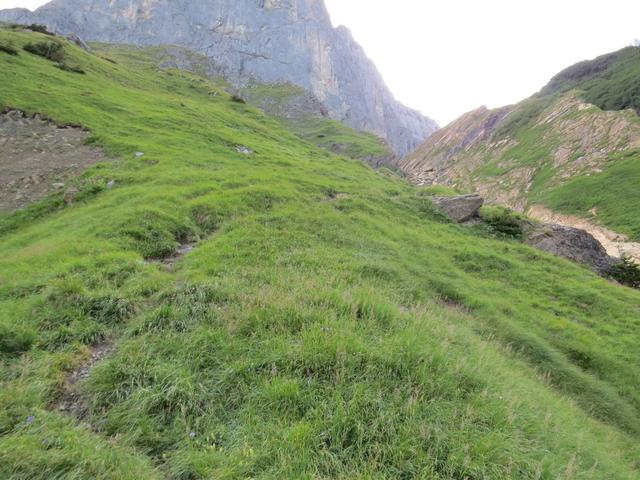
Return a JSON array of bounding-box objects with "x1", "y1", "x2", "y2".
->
[
  {"x1": 398, "y1": 46, "x2": 640, "y2": 245},
  {"x1": 0, "y1": 0, "x2": 437, "y2": 156}
]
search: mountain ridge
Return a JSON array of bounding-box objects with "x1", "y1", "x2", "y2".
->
[
  {"x1": 398, "y1": 46, "x2": 640, "y2": 247},
  {"x1": 0, "y1": 0, "x2": 438, "y2": 156}
]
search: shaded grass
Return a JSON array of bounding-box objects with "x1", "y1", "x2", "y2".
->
[{"x1": 0, "y1": 27, "x2": 639, "y2": 479}]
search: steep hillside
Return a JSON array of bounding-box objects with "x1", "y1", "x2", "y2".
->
[
  {"x1": 399, "y1": 47, "x2": 640, "y2": 249},
  {"x1": 1, "y1": 27, "x2": 640, "y2": 479},
  {"x1": 0, "y1": 0, "x2": 438, "y2": 156}
]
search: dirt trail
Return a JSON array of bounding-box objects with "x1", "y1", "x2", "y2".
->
[
  {"x1": 56, "y1": 242, "x2": 197, "y2": 421},
  {"x1": 57, "y1": 343, "x2": 113, "y2": 420},
  {"x1": 527, "y1": 205, "x2": 640, "y2": 263}
]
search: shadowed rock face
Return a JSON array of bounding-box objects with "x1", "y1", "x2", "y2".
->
[
  {"x1": 0, "y1": 0, "x2": 438, "y2": 156},
  {"x1": 525, "y1": 223, "x2": 617, "y2": 274}
]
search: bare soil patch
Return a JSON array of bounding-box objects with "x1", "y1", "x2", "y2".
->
[
  {"x1": 0, "y1": 109, "x2": 103, "y2": 212},
  {"x1": 57, "y1": 343, "x2": 113, "y2": 420}
]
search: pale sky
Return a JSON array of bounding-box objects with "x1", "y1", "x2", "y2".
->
[{"x1": 3, "y1": 0, "x2": 640, "y2": 126}]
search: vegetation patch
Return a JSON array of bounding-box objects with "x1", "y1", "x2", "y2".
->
[
  {"x1": 610, "y1": 256, "x2": 640, "y2": 289},
  {"x1": 24, "y1": 24, "x2": 55, "y2": 36},
  {"x1": 478, "y1": 206, "x2": 527, "y2": 239},
  {"x1": 536, "y1": 151, "x2": 640, "y2": 240},
  {"x1": 23, "y1": 41, "x2": 65, "y2": 63},
  {"x1": 417, "y1": 184, "x2": 459, "y2": 196},
  {"x1": 542, "y1": 46, "x2": 640, "y2": 114},
  {"x1": 0, "y1": 43, "x2": 18, "y2": 55}
]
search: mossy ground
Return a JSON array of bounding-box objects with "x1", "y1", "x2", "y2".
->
[{"x1": 1, "y1": 28, "x2": 640, "y2": 479}]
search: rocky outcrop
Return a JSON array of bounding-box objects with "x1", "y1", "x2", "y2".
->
[
  {"x1": 525, "y1": 223, "x2": 617, "y2": 274},
  {"x1": 0, "y1": 0, "x2": 438, "y2": 156},
  {"x1": 430, "y1": 194, "x2": 484, "y2": 222}
]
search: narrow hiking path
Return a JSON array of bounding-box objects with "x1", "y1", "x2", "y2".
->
[{"x1": 54, "y1": 240, "x2": 198, "y2": 424}]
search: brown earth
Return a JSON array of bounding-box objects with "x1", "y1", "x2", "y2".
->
[{"x1": 0, "y1": 109, "x2": 104, "y2": 212}]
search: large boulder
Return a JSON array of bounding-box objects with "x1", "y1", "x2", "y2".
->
[
  {"x1": 525, "y1": 223, "x2": 617, "y2": 274},
  {"x1": 430, "y1": 194, "x2": 484, "y2": 222}
]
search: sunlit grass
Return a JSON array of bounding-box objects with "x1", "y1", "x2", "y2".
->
[{"x1": 1, "y1": 27, "x2": 639, "y2": 479}]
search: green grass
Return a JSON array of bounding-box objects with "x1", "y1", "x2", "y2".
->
[
  {"x1": 238, "y1": 82, "x2": 393, "y2": 162},
  {"x1": 536, "y1": 150, "x2": 640, "y2": 240},
  {"x1": 284, "y1": 116, "x2": 392, "y2": 162},
  {"x1": 542, "y1": 46, "x2": 640, "y2": 114},
  {"x1": 416, "y1": 185, "x2": 460, "y2": 196},
  {"x1": 1, "y1": 27, "x2": 640, "y2": 479}
]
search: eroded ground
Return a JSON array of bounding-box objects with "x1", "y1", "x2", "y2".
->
[{"x1": 0, "y1": 109, "x2": 104, "y2": 212}]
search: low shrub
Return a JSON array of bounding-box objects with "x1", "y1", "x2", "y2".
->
[
  {"x1": 231, "y1": 94, "x2": 246, "y2": 104},
  {"x1": 609, "y1": 256, "x2": 640, "y2": 289},
  {"x1": 24, "y1": 24, "x2": 55, "y2": 35},
  {"x1": 0, "y1": 43, "x2": 18, "y2": 56},
  {"x1": 479, "y1": 206, "x2": 526, "y2": 239},
  {"x1": 23, "y1": 41, "x2": 65, "y2": 63},
  {"x1": 56, "y1": 63, "x2": 85, "y2": 74}
]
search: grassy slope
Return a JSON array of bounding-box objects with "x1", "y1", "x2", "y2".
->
[
  {"x1": 0, "y1": 29, "x2": 640, "y2": 479},
  {"x1": 239, "y1": 83, "x2": 393, "y2": 162}
]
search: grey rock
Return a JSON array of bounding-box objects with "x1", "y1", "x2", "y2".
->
[
  {"x1": 525, "y1": 223, "x2": 617, "y2": 274},
  {"x1": 106, "y1": 180, "x2": 116, "y2": 189},
  {"x1": 52, "y1": 182, "x2": 65, "y2": 189},
  {"x1": 63, "y1": 187, "x2": 79, "y2": 205},
  {"x1": 430, "y1": 194, "x2": 484, "y2": 222},
  {"x1": 235, "y1": 145, "x2": 252, "y2": 155},
  {"x1": 66, "y1": 33, "x2": 90, "y2": 51},
  {"x1": 0, "y1": 0, "x2": 438, "y2": 156},
  {"x1": 134, "y1": 151, "x2": 144, "y2": 157}
]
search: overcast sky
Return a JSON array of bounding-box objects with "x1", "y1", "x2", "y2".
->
[{"x1": 3, "y1": 0, "x2": 640, "y2": 126}]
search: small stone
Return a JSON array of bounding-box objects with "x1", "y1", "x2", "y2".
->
[
  {"x1": 52, "y1": 182, "x2": 66, "y2": 189},
  {"x1": 235, "y1": 145, "x2": 252, "y2": 155},
  {"x1": 106, "y1": 180, "x2": 116, "y2": 189},
  {"x1": 135, "y1": 151, "x2": 145, "y2": 157},
  {"x1": 64, "y1": 187, "x2": 80, "y2": 205},
  {"x1": 189, "y1": 431, "x2": 196, "y2": 438}
]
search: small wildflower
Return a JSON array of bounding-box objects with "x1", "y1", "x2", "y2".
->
[
  {"x1": 189, "y1": 431, "x2": 196, "y2": 438},
  {"x1": 26, "y1": 416, "x2": 34, "y2": 424}
]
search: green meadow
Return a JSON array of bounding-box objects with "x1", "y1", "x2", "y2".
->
[{"x1": 1, "y1": 28, "x2": 639, "y2": 479}]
